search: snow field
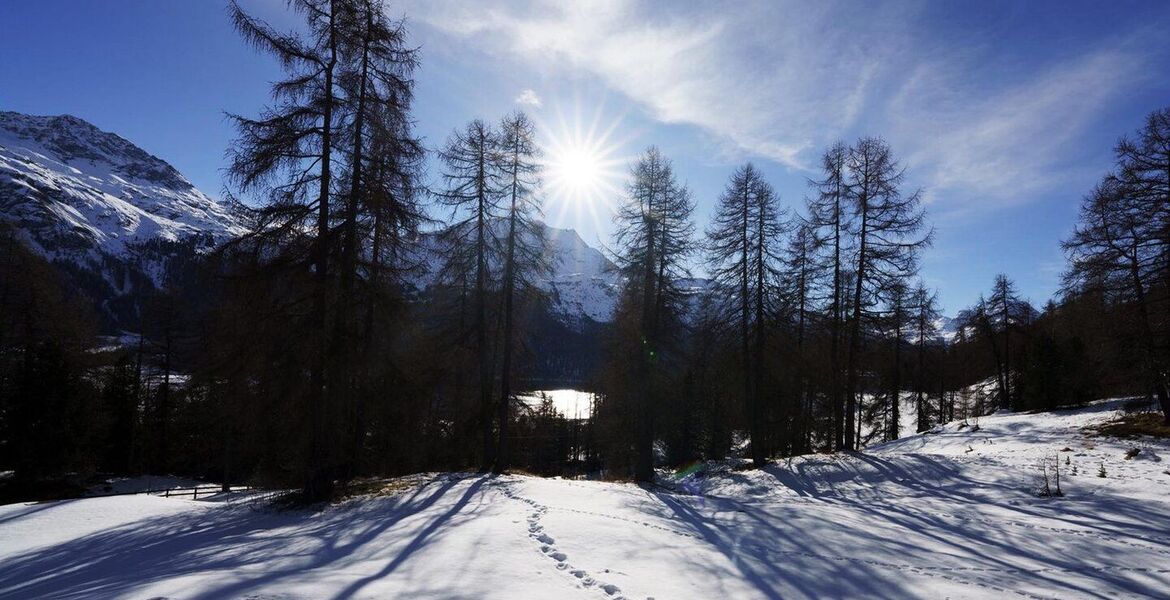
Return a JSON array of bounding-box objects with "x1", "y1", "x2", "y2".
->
[{"x1": 1, "y1": 399, "x2": 1168, "y2": 599}]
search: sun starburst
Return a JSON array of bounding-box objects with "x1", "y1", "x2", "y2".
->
[{"x1": 534, "y1": 96, "x2": 633, "y2": 237}]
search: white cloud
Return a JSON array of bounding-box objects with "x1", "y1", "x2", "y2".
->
[
  {"x1": 515, "y1": 88, "x2": 543, "y2": 108},
  {"x1": 403, "y1": 0, "x2": 860, "y2": 169},
  {"x1": 403, "y1": 0, "x2": 1157, "y2": 215},
  {"x1": 889, "y1": 47, "x2": 1142, "y2": 219}
]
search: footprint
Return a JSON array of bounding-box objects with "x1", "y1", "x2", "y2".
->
[
  {"x1": 536, "y1": 533, "x2": 554, "y2": 544},
  {"x1": 601, "y1": 584, "x2": 621, "y2": 595}
]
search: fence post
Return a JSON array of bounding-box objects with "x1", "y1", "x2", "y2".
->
[
  {"x1": 165, "y1": 488, "x2": 170, "y2": 498},
  {"x1": 193, "y1": 487, "x2": 198, "y2": 500}
]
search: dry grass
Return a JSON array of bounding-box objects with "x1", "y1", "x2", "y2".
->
[
  {"x1": 346, "y1": 475, "x2": 441, "y2": 499},
  {"x1": 502, "y1": 467, "x2": 543, "y2": 478},
  {"x1": 1086, "y1": 412, "x2": 1170, "y2": 439}
]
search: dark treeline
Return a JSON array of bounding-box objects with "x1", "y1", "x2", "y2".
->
[{"x1": 2, "y1": 0, "x2": 1168, "y2": 500}]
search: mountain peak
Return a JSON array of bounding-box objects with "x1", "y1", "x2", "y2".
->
[
  {"x1": 0, "y1": 111, "x2": 245, "y2": 329},
  {"x1": 0, "y1": 111, "x2": 191, "y2": 190}
]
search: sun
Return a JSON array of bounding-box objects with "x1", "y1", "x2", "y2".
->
[
  {"x1": 536, "y1": 98, "x2": 631, "y2": 234},
  {"x1": 551, "y1": 147, "x2": 602, "y2": 192}
]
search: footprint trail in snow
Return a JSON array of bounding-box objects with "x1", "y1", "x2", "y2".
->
[{"x1": 502, "y1": 482, "x2": 631, "y2": 600}]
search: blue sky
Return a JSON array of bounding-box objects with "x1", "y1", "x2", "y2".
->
[{"x1": 2, "y1": 0, "x2": 1169, "y2": 314}]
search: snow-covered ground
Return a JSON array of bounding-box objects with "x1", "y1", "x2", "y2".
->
[{"x1": 2, "y1": 399, "x2": 1168, "y2": 599}]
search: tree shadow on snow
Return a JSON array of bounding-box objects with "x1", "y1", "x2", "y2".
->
[
  {"x1": 643, "y1": 452, "x2": 1170, "y2": 598},
  {"x1": 0, "y1": 473, "x2": 494, "y2": 599}
]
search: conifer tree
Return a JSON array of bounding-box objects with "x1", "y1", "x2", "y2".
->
[
  {"x1": 611, "y1": 147, "x2": 695, "y2": 481},
  {"x1": 707, "y1": 163, "x2": 786, "y2": 465},
  {"x1": 912, "y1": 283, "x2": 940, "y2": 432},
  {"x1": 989, "y1": 274, "x2": 1024, "y2": 408},
  {"x1": 494, "y1": 111, "x2": 550, "y2": 472},
  {"x1": 807, "y1": 141, "x2": 851, "y2": 449},
  {"x1": 842, "y1": 138, "x2": 931, "y2": 450},
  {"x1": 885, "y1": 281, "x2": 909, "y2": 442},
  {"x1": 227, "y1": 0, "x2": 346, "y2": 500},
  {"x1": 1064, "y1": 107, "x2": 1170, "y2": 421},
  {"x1": 435, "y1": 119, "x2": 504, "y2": 469},
  {"x1": 782, "y1": 220, "x2": 821, "y2": 454}
]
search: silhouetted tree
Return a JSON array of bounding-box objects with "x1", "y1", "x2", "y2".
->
[
  {"x1": 1064, "y1": 107, "x2": 1170, "y2": 421},
  {"x1": 842, "y1": 138, "x2": 931, "y2": 450},
  {"x1": 807, "y1": 141, "x2": 851, "y2": 449},
  {"x1": 609, "y1": 147, "x2": 696, "y2": 481},
  {"x1": 912, "y1": 283, "x2": 940, "y2": 432},
  {"x1": 707, "y1": 163, "x2": 787, "y2": 465},
  {"x1": 435, "y1": 119, "x2": 503, "y2": 469},
  {"x1": 494, "y1": 111, "x2": 550, "y2": 472}
]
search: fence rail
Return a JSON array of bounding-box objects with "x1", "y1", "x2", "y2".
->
[
  {"x1": 86, "y1": 484, "x2": 252, "y2": 500},
  {"x1": 158, "y1": 485, "x2": 250, "y2": 499}
]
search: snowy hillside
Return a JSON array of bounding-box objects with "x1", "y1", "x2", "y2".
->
[
  {"x1": 2, "y1": 399, "x2": 1167, "y2": 599},
  {"x1": 406, "y1": 222, "x2": 624, "y2": 326},
  {"x1": 0, "y1": 112, "x2": 246, "y2": 326},
  {"x1": 935, "y1": 314, "x2": 961, "y2": 341},
  {"x1": 0, "y1": 112, "x2": 245, "y2": 262},
  {"x1": 541, "y1": 226, "x2": 622, "y2": 324}
]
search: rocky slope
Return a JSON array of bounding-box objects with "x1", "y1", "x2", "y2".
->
[{"x1": 0, "y1": 111, "x2": 246, "y2": 327}]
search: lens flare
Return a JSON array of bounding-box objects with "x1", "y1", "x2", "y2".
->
[{"x1": 534, "y1": 95, "x2": 634, "y2": 238}]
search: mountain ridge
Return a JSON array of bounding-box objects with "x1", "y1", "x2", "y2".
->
[
  {"x1": 0, "y1": 111, "x2": 625, "y2": 331},
  {"x1": 0, "y1": 111, "x2": 952, "y2": 337}
]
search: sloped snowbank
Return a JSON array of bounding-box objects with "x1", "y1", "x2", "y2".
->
[{"x1": 1, "y1": 401, "x2": 1168, "y2": 599}]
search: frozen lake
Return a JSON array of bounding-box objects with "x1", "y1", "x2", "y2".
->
[{"x1": 518, "y1": 389, "x2": 594, "y2": 419}]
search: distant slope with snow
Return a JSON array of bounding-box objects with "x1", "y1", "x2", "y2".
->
[
  {"x1": 0, "y1": 111, "x2": 246, "y2": 327},
  {"x1": 0, "y1": 112, "x2": 245, "y2": 260},
  {"x1": 541, "y1": 226, "x2": 622, "y2": 324},
  {"x1": 405, "y1": 221, "x2": 624, "y2": 328}
]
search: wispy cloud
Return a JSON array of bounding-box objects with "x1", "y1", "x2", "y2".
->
[
  {"x1": 404, "y1": 0, "x2": 1160, "y2": 215},
  {"x1": 890, "y1": 46, "x2": 1144, "y2": 219},
  {"x1": 515, "y1": 88, "x2": 543, "y2": 108}
]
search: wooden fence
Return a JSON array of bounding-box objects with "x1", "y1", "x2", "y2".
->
[{"x1": 85, "y1": 484, "x2": 251, "y2": 500}]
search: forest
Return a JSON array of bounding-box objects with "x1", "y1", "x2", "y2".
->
[{"x1": 2, "y1": 0, "x2": 1169, "y2": 505}]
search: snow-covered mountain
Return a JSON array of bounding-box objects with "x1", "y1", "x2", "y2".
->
[
  {"x1": 934, "y1": 315, "x2": 961, "y2": 342},
  {"x1": 541, "y1": 227, "x2": 621, "y2": 323},
  {"x1": 404, "y1": 222, "x2": 623, "y2": 328},
  {"x1": 0, "y1": 111, "x2": 628, "y2": 330},
  {"x1": 0, "y1": 111, "x2": 717, "y2": 333},
  {"x1": 0, "y1": 112, "x2": 245, "y2": 260},
  {"x1": 0, "y1": 111, "x2": 246, "y2": 326}
]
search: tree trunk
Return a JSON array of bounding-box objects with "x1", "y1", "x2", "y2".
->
[
  {"x1": 338, "y1": 11, "x2": 372, "y2": 480},
  {"x1": 635, "y1": 179, "x2": 658, "y2": 482},
  {"x1": 831, "y1": 177, "x2": 843, "y2": 450},
  {"x1": 795, "y1": 249, "x2": 808, "y2": 454},
  {"x1": 916, "y1": 311, "x2": 928, "y2": 432},
  {"x1": 475, "y1": 130, "x2": 493, "y2": 471},
  {"x1": 495, "y1": 145, "x2": 521, "y2": 473},
  {"x1": 1128, "y1": 243, "x2": 1170, "y2": 422},
  {"x1": 889, "y1": 306, "x2": 901, "y2": 442},
  {"x1": 159, "y1": 318, "x2": 172, "y2": 472},
  {"x1": 845, "y1": 182, "x2": 869, "y2": 452},
  {"x1": 305, "y1": 5, "x2": 338, "y2": 502},
  {"x1": 752, "y1": 192, "x2": 767, "y2": 465},
  {"x1": 1000, "y1": 294, "x2": 1012, "y2": 408}
]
